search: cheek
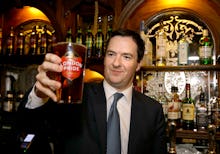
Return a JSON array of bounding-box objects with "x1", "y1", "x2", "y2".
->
[{"x1": 126, "y1": 63, "x2": 139, "y2": 72}]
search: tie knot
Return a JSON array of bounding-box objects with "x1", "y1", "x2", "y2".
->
[{"x1": 113, "y1": 93, "x2": 123, "y2": 103}]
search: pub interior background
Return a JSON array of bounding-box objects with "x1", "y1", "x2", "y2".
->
[{"x1": 1, "y1": 0, "x2": 220, "y2": 153}]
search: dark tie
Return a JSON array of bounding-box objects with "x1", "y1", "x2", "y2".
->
[{"x1": 107, "y1": 93, "x2": 124, "y2": 154}]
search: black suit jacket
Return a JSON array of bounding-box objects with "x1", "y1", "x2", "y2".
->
[{"x1": 18, "y1": 82, "x2": 167, "y2": 154}]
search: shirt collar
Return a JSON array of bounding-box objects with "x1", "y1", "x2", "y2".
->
[{"x1": 103, "y1": 80, "x2": 133, "y2": 104}]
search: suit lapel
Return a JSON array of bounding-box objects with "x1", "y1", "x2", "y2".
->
[
  {"x1": 91, "y1": 83, "x2": 107, "y2": 153},
  {"x1": 128, "y1": 90, "x2": 142, "y2": 154}
]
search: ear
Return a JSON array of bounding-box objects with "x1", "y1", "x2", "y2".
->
[{"x1": 135, "y1": 62, "x2": 141, "y2": 72}]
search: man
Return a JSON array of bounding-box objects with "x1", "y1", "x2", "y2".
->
[{"x1": 18, "y1": 29, "x2": 167, "y2": 154}]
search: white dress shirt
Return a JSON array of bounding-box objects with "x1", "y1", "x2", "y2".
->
[
  {"x1": 26, "y1": 80, "x2": 132, "y2": 154},
  {"x1": 103, "y1": 80, "x2": 132, "y2": 154}
]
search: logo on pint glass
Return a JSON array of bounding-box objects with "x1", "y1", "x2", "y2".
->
[{"x1": 61, "y1": 56, "x2": 83, "y2": 80}]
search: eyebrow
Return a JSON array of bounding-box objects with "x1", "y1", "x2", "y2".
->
[{"x1": 106, "y1": 50, "x2": 135, "y2": 58}]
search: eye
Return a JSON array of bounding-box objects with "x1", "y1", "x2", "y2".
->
[
  {"x1": 106, "y1": 51, "x2": 115, "y2": 57},
  {"x1": 123, "y1": 54, "x2": 132, "y2": 60}
]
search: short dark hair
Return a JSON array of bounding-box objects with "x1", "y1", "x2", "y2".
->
[{"x1": 106, "y1": 29, "x2": 145, "y2": 63}]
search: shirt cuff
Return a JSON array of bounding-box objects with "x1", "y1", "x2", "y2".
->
[{"x1": 25, "y1": 85, "x2": 49, "y2": 109}]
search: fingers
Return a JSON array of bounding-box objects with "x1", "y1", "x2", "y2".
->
[
  {"x1": 35, "y1": 72, "x2": 62, "y2": 102},
  {"x1": 38, "y1": 53, "x2": 63, "y2": 73},
  {"x1": 45, "y1": 53, "x2": 62, "y2": 64},
  {"x1": 35, "y1": 80, "x2": 60, "y2": 102},
  {"x1": 34, "y1": 53, "x2": 63, "y2": 102}
]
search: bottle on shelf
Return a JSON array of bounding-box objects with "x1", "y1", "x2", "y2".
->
[
  {"x1": 6, "y1": 26, "x2": 15, "y2": 55},
  {"x1": 145, "y1": 37, "x2": 153, "y2": 66},
  {"x1": 182, "y1": 83, "x2": 195, "y2": 130},
  {"x1": 167, "y1": 86, "x2": 181, "y2": 129},
  {"x1": 105, "y1": 24, "x2": 112, "y2": 52},
  {"x1": 207, "y1": 124, "x2": 217, "y2": 154},
  {"x1": 29, "y1": 25, "x2": 38, "y2": 55},
  {"x1": 157, "y1": 83, "x2": 168, "y2": 122},
  {"x1": 48, "y1": 30, "x2": 57, "y2": 53},
  {"x1": 40, "y1": 25, "x2": 48, "y2": 54},
  {"x1": 178, "y1": 34, "x2": 189, "y2": 65},
  {"x1": 95, "y1": 25, "x2": 104, "y2": 58},
  {"x1": 140, "y1": 20, "x2": 153, "y2": 66},
  {"x1": 168, "y1": 121, "x2": 177, "y2": 154},
  {"x1": 75, "y1": 26, "x2": 84, "y2": 45},
  {"x1": 85, "y1": 26, "x2": 94, "y2": 58},
  {"x1": 37, "y1": 26, "x2": 42, "y2": 54},
  {"x1": 133, "y1": 75, "x2": 141, "y2": 92},
  {"x1": 198, "y1": 29, "x2": 213, "y2": 65},
  {"x1": 106, "y1": 24, "x2": 112, "y2": 42},
  {"x1": 15, "y1": 26, "x2": 25, "y2": 55},
  {"x1": 14, "y1": 91, "x2": 24, "y2": 112},
  {"x1": 196, "y1": 91, "x2": 208, "y2": 131},
  {"x1": 155, "y1": 22, "x2": 167, "y2": 66},
  {"x1": 140, "y1": 20, "x2": 147, "y2": 66},
  {"x1": 3, "y1": 91, "x2": 14, "y2": 112},
  {"x1": 65, "y1": 27, "x2": 74, "y2": 43},
  {"x1": 211, "y1": 97, "x2": 220, "y2": 131}
]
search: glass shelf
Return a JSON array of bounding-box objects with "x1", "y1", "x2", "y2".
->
[
  {"x1": 176, "y1": 129, "x2": 220, "y2": 140},
  {"x1": 141, "y1": 65, "x2": 220, "y2": 72}
]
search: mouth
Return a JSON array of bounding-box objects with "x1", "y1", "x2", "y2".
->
[{"x1": 111, "y1": 69, "x2": 123, "y2": 75}]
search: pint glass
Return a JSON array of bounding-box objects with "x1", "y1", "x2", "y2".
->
[{"x1": 51, "y1": 42, "x2": 87, "y2": 104}]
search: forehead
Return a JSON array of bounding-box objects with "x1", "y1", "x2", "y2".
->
[{"x1": 107, "y1": 36, "x2": 138, "y2": 54}]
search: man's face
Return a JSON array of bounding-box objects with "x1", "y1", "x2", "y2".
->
[{"x1": 104, "y1": 36, "x2": 141, "y2": 91}]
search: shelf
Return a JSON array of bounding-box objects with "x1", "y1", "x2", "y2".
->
[
  {"x1": 0, "y1": 55, "x2": 45, "y2": 65},
  {"x1": 176, "y1": 129, "x2": 220, "y2": 140},
  {"x1": 141, "y1": 65, "x2": 220, "y2": 72}
]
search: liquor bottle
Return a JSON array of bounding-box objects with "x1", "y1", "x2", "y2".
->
[
  {"x1": 29, "y1": 26, "x2": 38, "y2": 55},
  {"x1": 6, "y1": 26, "x2": 15, "y2": 55},
  {"x1": 75, "y1": 26, "x2": 84, "y2": 44},
  {"x1": 199, "y1": 29, "x2": 213, "y2": 65},
  {"x1": 48, "y1": 30, "x2": 57, "y2": 53},
  {"x1": 105, "y1": 24, "x2": 112, "y2": 51},
  {"x1": 178, "y1": 34, "x2": 189, "y2": 65},
  {"x1": 182, "y1": 83, "x2": 195, "y2": 130},
  {"x1": 155, "y1": 23, "x2": 167, "y2": 66},
  {"x1": 157, "y1": 83, "x2": 168, "y2": 122},
  {"x1": 95, "y1": 25, "x2": 104, "y2": 58},
  {"x1": 85, "y1": 26, "x2": 94, "y2": 58},
  {"x1": 0, "y1": 27, "x2": 2, "y2": 55},
  {"x1": 140, "y1": 20, "x2": 147, "y2": 66},
  {"x1": 133, "y1": 75, "x2": 141, "y2": 92},
  {"x1": 37, "y1": 26, "x2": 42, "y2": 54},
  {"x1": 65, "y1": 27, "x2": 73, "y2": 43},
  {"x1": 196, "y1": 91, "x2": 208, "y2": 130},
  {"x1": 106, "y1": 15, "x2": 113, "y2": 39},
  {"x1": 14, "y1": 91, "x2": 24, "y2": 112},
  {"x1": 168, "y1": 121, "x2": 177, "y2": 154},
  {"x1": 3, "y1": 91, "x2": 14, "y2": 112},
  {"x1": 106, "y1": 24, "x2": 112, "y2": 42},
  {"x1": 207, "y1": 124, "x2": 217, "y2": 154},
  {"x1": 211, "y1": 97, "x2": 220, "y2": 131},
  {"x1": 140, "y1": 21, "x2": 153, "y2": 66},
  {"x1": 16, "y1": 26, "x2": 25, "y2": 55},
  {"x1": 167, "y1": 86, "x2": 181, "y2": 129},
  {"x1": 40, "y1": 25, "x2": 48, "y2": 54}
]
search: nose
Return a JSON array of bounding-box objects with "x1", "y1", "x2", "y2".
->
[{"x1": 112, "y1": 55, "x2": 121, "y2": 67}]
